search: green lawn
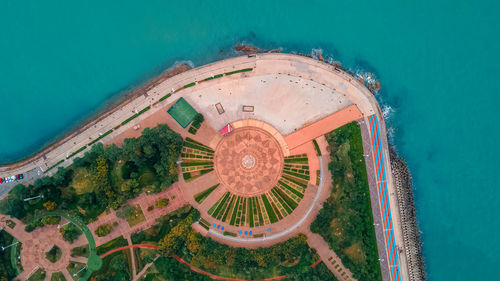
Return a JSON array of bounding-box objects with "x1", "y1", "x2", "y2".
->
[
  {"x1": 96, "y1": 236, "x2": 128, "y2": 256},
  {"x1": 27, "y1": 268, "x2": 46, "y2": 281},
  {"x1": 194, "y1": 184, "x2": 219, "y2": 204},
  {"x1": 125, "y1": 205, "x2": 147, "y2": 227},
  {"x1": 67, "y1": 261, "x2": 86, "y2": 280},
  {"x1": 310, "y1": 121, "x2": 382, "y2": 281},
  {"x1": 51, "y1": 271, "x2": 67, "y2": 281},
  {"x1": 0, "y1": 231, "x2": 17, "y2": 280},
  {"x1": 71, "y1": 244, "x2": 90, "y2": 258},
  {"x1": 90, "y1": 250, "x2": 131, "y2": 281},
  {"x1": 71, "y1": 167, "x2": 94, "y2": 194}
]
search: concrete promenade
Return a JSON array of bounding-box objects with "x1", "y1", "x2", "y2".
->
[{"x1": 0, "y1": 53, "x2": 410, "y2": 281}]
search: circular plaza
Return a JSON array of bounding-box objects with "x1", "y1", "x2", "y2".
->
[{"x1": 214, "y1": 127, "x2": 284, "y2": 197}]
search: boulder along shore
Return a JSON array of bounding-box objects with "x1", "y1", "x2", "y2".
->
[{"x1": 390, "y1": 147, "x2": 426, "y2": 281}]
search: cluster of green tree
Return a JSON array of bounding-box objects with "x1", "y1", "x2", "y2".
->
[
  {"x1": 95, "y1": 224, "x2": 113, "y2": 237},
  {"x1": 310, "y1": 122, "x2": 382, "y2": 281},
  {"x1": 146, "y1": 256, "x2": 212, "y2": 281},
  {"x1": 59, "y1": 223, "x2": 83, "y2": 243},
  {"x1": 0, "y1": 231, "x2": 16, "y2": 281},
  {"x1": 131, "y1": 205, "x2": 194, "y2": 244},
  {"x1": 25, "y1": 215, "x2": 60, "y2": 232},
  {"x1": 91, "y1": 251, "x2": 131, "y2": 281},
  {"x1": 0, "y1": 124, "x2": 183, "y2": 225},
  {"x1": 151, "y1": 206, "x2": 335, "y2": 280}
]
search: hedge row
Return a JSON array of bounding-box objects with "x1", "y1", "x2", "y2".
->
[{"x1": 121, "y1": 105, "x2": 151, "y2": 126}]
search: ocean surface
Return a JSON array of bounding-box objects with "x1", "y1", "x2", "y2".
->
[{"x1": 1, "y1": 1, "x2": 499, "y2": 279}]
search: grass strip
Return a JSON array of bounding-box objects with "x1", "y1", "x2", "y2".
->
[
  {"x1": 185, "y1": 137, "x2": 213, "y2": 150},
  {"x1": 159, "y1": 93, "x2": 172, "y2": 102},
  {"x1": 88, "y1": 129, "x2": 113, "y2": 146},
  {"x1": 281, "y1": 175, "x2": 308, "y2": 188},
  {"x1": 229, "y1": 196, "x2": 240, "y2": 225},
  {"x1": 255, "y1": 197, "x2": 264, "y2": 226},
  {"x1": 223, "y1": 231, "x2": 237, "y2": 237},
  {"x1": 183, "y1": 82, "x2": 196, "y2": 88},
  {"x1": 248, "y1": 198, "x2": 254, "y2": 228},
  {"x1": 225, "y1": 68, "x2": 253, "y2": 75},
  {"x1": 208, "y1": 192, "x2": 228, "y2": 215},
  {"x1": 271, "y1": 188, "x2": 293, "y2": 214},
  {"x1": 212, "y1": 192, "x2": 231, "y2": 218},
  {"x1": 283, "y1": 170, "x2": 310, "y2": 180},
  {"x1": 278, "y1": 180, "x2": 304, "y2": 199},
  {"x1": 268, "y1": 194, "x2": 283, "y2": 220},
  {"x1": 312, "y1": 139, "x2": 322, "y2": 156},
  {"x1": 221, "y1": 195, "x2": 237, "y2": 222},
  {"x1": 274, "y1": 186, "x2": 298, "y2": 209},
  {"x1": 45, "y1": 159, "x2": 64, "y2": 173},
  {"x1": 181, "y1": 161, "x2": 213, "y2": 167},
  {"x1": 284, "y1": 157, "x2": 309, "y2": 163},
  {"x1": 121, "y1": 106, "x2": 151, "y2": 126},
  {"x1": 261, "y1": 194, "x2": 278, "y2": 223},
  {"x1": 204, "y1": 74, "x2": 223, "y2": 81},
  {"x1": 67, "y1": 146, "x2": 87, "y2": 159},
  {"x1": 194, "y1": 184, "x2": 219, "y2": 204},
  {"x1": 183, "y1": 141, "x2": 214, "y2": 153},
  {"x1": 240, "y1": 198, "x2": 247, "y2": 225}
]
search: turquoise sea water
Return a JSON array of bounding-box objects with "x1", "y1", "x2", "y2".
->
[{"x1": 1, "y1": 1, "x2": 499, "y2": 280}]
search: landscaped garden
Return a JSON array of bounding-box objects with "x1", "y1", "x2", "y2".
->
[
  {"x1": 117, "y1": 204, "x2": 146, "y2": 227},
  {"x1": 90, "y1": 250, "x2": 132, "y2": 281},
  {"x1": 0, "y1": 124, "x2": 183, "y2": 227},
  {"x1": 310, "y1": 122, "x2": 382, "y2": 281},
  {"x1": 181, "y1": 138, "x2": 214, "y2": 182},
  {"x1": 207, "y1": 154, "x2": 309, "y2": 226},
  {"x1": 45, "y1": 245, "x2": 62, "y2": 263},
  {"x1": 0, "y1": 230, "x2": 17, "y2": 280},
  {"x1": 194, "y1": 184, "x2": 219, "y2": 204},
  {"x1": 50, "y1": 272, "x2": 66, "y2": 281},
  {"x1": 96, "y1": 236, "x2": 128, "y2": 256},
  {"x1": 27, "y1": 268, "x2": 46, "y2": 281},
  {"x1": 129, "y1": 204, "x2": 337, "y2": 281}
]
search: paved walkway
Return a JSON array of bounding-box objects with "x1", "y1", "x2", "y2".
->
[
  {"x1": 0, "y1": 215, "x2": 90, "y2": 281},
  {"x1": 305, "y1": 232, "x2": 355, "y2": 281},
  {"x1": 88, "y1": 184, "x2": 186, "y2": 247},
  {"x1": 284, "y1": 104, "x2": 362, "y2": 150}
]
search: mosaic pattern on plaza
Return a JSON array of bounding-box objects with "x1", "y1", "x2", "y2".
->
[{"x1": 214, "y1": 127, "x2": 284, "y2": 197}]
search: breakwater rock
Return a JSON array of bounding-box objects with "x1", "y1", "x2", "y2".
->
[{"x1": 390, "y1": 148, "x2": 426, "y2": 281}]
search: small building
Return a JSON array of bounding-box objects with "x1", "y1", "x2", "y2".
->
[{"x1": 219, "y1": 123, "x2": 233, "y2": 135}]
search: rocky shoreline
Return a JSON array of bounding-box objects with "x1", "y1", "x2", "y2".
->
[{"x1": 390, "y1": 147, "x2": 426, "y2": 281}]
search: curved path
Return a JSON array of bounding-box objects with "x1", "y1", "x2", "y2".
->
[
  {"x1": 100, "y1": 244, "x2": 157, "y2": 258},
  {"x1": 99, "y1": 244, "x2": 287, "y2": 281},
  {"x1": 30, "y1": 211, "x2": 102, "y2": 281}
]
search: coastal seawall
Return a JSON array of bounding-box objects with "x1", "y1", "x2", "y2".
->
[{"x1": 390, "y1": 148, "x2": 426, "y2": 281}]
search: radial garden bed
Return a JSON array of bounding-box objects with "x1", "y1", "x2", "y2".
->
[
  {"x1": 208, "y1": 154, "x2": 309, "y2": 226},
  {"x1": 181, "y1": 138, "x2": 214, "y2": 182}
]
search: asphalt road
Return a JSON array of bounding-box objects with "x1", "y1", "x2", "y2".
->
[{"x1": 0, "y1": 167, "x2": 43, "y2": 199}]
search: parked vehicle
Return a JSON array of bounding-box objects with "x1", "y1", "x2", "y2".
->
[
  {"x1": 16, "y1": 174, "x2": 24, "y2": 180},
  {"x1": 0, "y1": 178, "x2": 3, "y2": 184}
]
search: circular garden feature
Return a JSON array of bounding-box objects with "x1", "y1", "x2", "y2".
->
[{"x1": 214, "y1": 127, "x2": 284, "y2": 197}]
